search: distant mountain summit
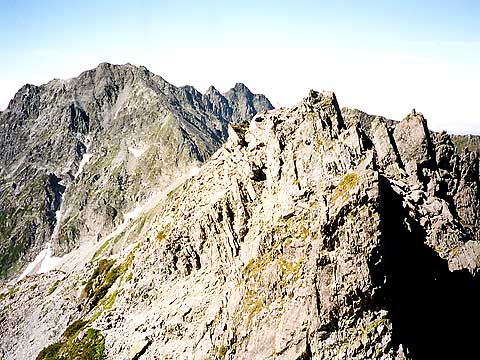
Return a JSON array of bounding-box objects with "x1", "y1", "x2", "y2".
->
[{"x1": 0, "y1": 62, "x2": 273, "y2": 279}]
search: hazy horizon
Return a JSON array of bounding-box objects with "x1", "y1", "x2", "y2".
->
[{"x1": 1, "y1": 0, "x2": 479, "y2": 134}]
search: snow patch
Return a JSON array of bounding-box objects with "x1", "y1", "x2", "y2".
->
[
  {"x1": 104, "y1": 204, "x2": 145, "y2": 242},
  {"x1": 124, "y1": 205, "x2": 144, "y2": 220},
  {"x1": 189, "y1": 166, "x2": 200, "y2": 177},
  {"x1": 101, "y1": 189, "x2": 166, "y2": 244},
  {"x1": 38, "y1": 243, "x2": 63, "y2": 273},
  {"x1": 17, "y1": 185, "x2": 68, "y2": 281},
  {"x1": 18, "y1": 165, "x2": 201, "y2": 281},
  {"x1": 74, "y1": 153, "x2": 93, "y2": 178},
  {"x1": 128, "y1": 147, "x2": 146, "y2": 158},
  {"x1": 51, "y1": 210, "x2": 62, "y2": 239},
  {"x1": 75, "y1": 138, "x2": 93, "y2": 178},
  {"x1": 113, "y1": 106, "x2": 122, "y2": 120},
  {"x1": 18, "y1": 248, "x2": 48, "y2": 280},
  {"x1": 18, "y1": 244, "x2": 63, "y2": 280}
]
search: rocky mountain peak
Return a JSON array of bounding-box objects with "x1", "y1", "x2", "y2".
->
[
  {"x1": 0, "y1": 63, "x2": 273, "y2": 280},
  {"x1": 206, "y1": 85, "x2": 221, "y2": 96},
  {"x1": 231, "y1": 82, "x2": 251, "y2": 93},
  {"x1": 302, "y1": 89, "x2": 345, "y2": 137},
  {"x1": 393, "y1": 109, "x2": 436, "y2": 182},
  {"x1": 6, "y1": 83, "x2": 40, "y2": 117},
  {"x1": 223, "y1": 82, "x2": 273, "y2": 128}
]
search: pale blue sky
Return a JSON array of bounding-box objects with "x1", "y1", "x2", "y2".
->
[{"x1": 1, "y1": 0, "x2": 479, "y2": 133}]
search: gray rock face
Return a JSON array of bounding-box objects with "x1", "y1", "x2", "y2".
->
[
  {"x1": 0, "y1": 63, "x2": 273, "y2": 279},
  {"x1": 206, "y1": 83, "x2": 272, "y2": 130},
  {"x1": 392, "y1": 111, "x2": 436, "y2": 183},
  {"x1": 223, "y1": 83, "x2": 273, "y2": 126},
  {"x1": 344, "y1": 106, "x2": 480, "y2": 246},
  {"x1": 1, "y1": 86, "x2": 479, "y2": 360}
]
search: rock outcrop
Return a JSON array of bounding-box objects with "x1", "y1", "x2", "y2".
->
[{"x1": 0, "y1": 87, "x2": 479, "y2": 359}]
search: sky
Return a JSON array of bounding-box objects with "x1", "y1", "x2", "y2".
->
[{"x1": 0, "y1": 0, "x2": 479, "y2": 134}]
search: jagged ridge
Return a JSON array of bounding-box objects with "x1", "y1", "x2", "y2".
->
[{"x1": 1, "y1": 89, "x2": 479, "y2": 359}]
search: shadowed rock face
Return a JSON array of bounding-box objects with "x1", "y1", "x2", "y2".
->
[
  {"x1": 380, "y1": 177, "x2": 480, "y2": 360},
  {"x1": 0, "y1": 63, "x2": 273, "y2": 279},
  {"x1": 343, "y1": 107, "x2": 480, "y2": 246},
  {"x1": 0, "y1": 86, "x2": 479, "y2": 359}
]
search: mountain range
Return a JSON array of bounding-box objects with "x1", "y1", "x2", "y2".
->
[{"x1": 0, "y1": 63, "x2": 479, "y2": 360}]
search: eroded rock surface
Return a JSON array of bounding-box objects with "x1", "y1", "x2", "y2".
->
[{"x1": 0, "y1": 89, "x2": 479, "y2": 360}]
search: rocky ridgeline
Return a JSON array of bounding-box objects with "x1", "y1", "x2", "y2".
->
[
  {"x1": 0, "y1": 63, "x2": 273, "y2": 279},
  {"x1": 0, "y1": 87, "x2": 479, "y2": 359}
]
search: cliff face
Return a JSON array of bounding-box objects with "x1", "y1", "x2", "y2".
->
[
  {"x1": 0, "y1": 87, "x2": 479, "y2": 360},
  {"x1": 343, "y1": 107, "x2": 480, "y2": 248},
  {"x1": 0, "y1": 63, "x2": 273, "y2": 279}
]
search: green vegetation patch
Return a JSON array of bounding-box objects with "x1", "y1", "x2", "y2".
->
[
  {"x1": 82, "y1": 259, "x2": 116, "y2": 309},
  {"x1": 125, "y1": 272, "x2": 133, "y2": 282},
  {"x1": 240, "y1": 222, "x2": 307, "y2": 330},
  {"x1": 111, "y1": 230, "x2": 127, "y2": 247},
  {"x1": 126, "y1": 214, "x2": 148, "y2": 243},
  {"x1": 82, "y1": 253, "x2": 134, "y2": 309},
  {"x1": 57, "y1": 213, "x2": 80, "y2": 250},
  {"x1": 243, "y1": 252, "x2": 274, "y2": 279},
  {"x1": 0, "y1": 172, "x2": 51, "y2": 278},
  {"x1": 243, "y1": 289, "x2": 266, "y2": 329},
  {"x1": 87, "y1": 311, "x2": 102, "y2": 325},
  {"x1": 63, "y1": 319, "x2": 89, "y2": 339},
  {"x1": 275, "y1": 213, "x2": 310, "y2": 242},
  {"x1": 166, "y1": 182, "x2": 185, "y2": 199},
  {"x1": 36, "y1": 325, "x2": 105, "y2": 360},
  {"x1": 332, "y1": 173, "x2": 358, "y2": 202},
  {"x1": 0, "y1": 287, "x2": 19, "y2": 301},
  {"x1": 92, "y1": 239, "x2": 112, "y2": 261},
  {"x1": 90, "y1": 144, "x2": 120, "y2": 172},
  {"x1": 277, "y1": 257, "x2": 304, "y2": 287},
  {"x1": 0, "y1": 207, "x2": 30, "y2": 278},
  {"x1": 218, "y1": 344, "x2": 227, "y2": 359},
  {"x1": 361, "y1": 318, "x2": 386, "y2": 337},
  {"x1": 243, "y1": 231, "x2": 302, "y2": 283},
  {"x1": 452, "y1": 134, "x2": 480, "y2": 153},
  {"x1": 48, "y1": 280, "x2": 61, "y2": 295},
  {"x1": 231, "y1": 121, "x2": 250, "y2": 139},
  {"x1": 36, "y1": 342, "x2": 62, "y2": 360},
  {"x1": 156, "y1": 222, "x2": 172, "y2": 242},
  {"x1": 103, "y1": 290, "x2": 118, "y2": 310}
]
